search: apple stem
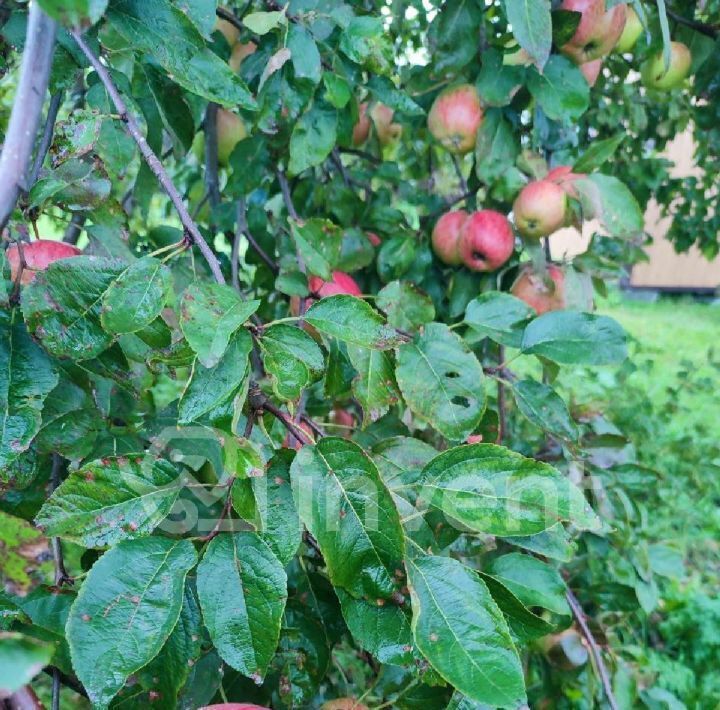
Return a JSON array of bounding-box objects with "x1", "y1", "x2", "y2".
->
[{"x1": 71, "y1": 30, "x2": 227, "y2": 285}]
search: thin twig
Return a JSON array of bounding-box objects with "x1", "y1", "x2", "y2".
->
[
  {"x1": 71, "y1": 31, "x2": 226, "y2": 285},
  {"x1": 300, "y1": 413, "x2": 325, "y2": 439},
  {"x1": 0, "y1": 3, "x2": 57, "y2": 231},
  {"x1": 215, "y1": 5, "x2": 244, "y2": 33},
  {"x1": 236, "y1": 197, "x2": 278, "y2": 275},
  {"x1": 200, "y1": 478, "x2": 235, "y2": 542},
  {"x1": 63, "y1": 213, "x2": 85, "y2": 244},
  {"x1": 248, "y1": 387, "x2": 314, "y2": 446},
  {"x1": 50, "y1": 454, "x2": 71, "y2": 586},
  {"x1": 667, "y1": 8, "x2": 718, "y2": 38},
  {"x1": 566, "y1": 588, "x2": 619, "y2": 710},
  {"x1": 42, "y1": 668, "x2": 88, "y2": 699},
  {"x1": 277, "y1": 169, "x2": 299, "y2": 220},
  {"x1": 339, "y1": 146, "x2": 381, "y2": 165},
  {"x1": 29, "y1": 90, "x2": 63, "y2": 187},
  {"x1": 330, "y1": 148, "x2": 351, "y2": 187},
  {"x1": 204, "y1": 103, "x2": 221, "y2": 212},
  {"x1": 451, "y1": 154, "x2": 468, "y2": 194}
]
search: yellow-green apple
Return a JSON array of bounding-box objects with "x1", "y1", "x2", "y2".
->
[
  {"x1": 559, "y1": 0, "x2": 627, "y2": 63},
  {"x1": 370, "y1": 103, "x2": 402, "y2": 146},
  {"x1": 7, "y1": 240, "x2": 82, "y2": 285},
  {"x1": 431, "y1": 210, "x2": 468, "y2": 266},
  {"x1": 511, "y1": 264, "x2": 566, "y2": 314},
  {"x1": 216, "y1": 108, "x2": 247, "y2": 165},
  {"x1": 427, "y1": 84, "x2": 484, "y2": 155},
  {"x1": 229, "y1": 41, "x2": 257, "y2": 72},
  {"x1": 513, "y1": 180, "x2": 568, "y2": 239},
  {"x1": 352, "y1": 102, "x2": 371, "y2": 146},
  {"x1": 641, "y1": 41, "x2": 692, "y2": 90},
  {"x1": 214, "y1": 12, "x2": 240, "y2": 46},
  {"x1": 458, "y1": 210, "x2": 515, "y2": 272},
  {"x1": 614, "y1": 5, "x2": 643, "y2": 52}
]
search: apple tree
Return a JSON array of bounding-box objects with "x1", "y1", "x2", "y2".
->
[{"x1": 0, "y1": 1, "x2": 716, "y2": 708}]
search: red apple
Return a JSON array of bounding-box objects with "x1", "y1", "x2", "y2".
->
[
  {"x1": 458, "y1": 210, "x2": 515, "y2": 272},
  {"x1": 559, "y1": 0, "x2": 627, "y2": 64},
  {"x1": 367, "y1": 232, "x2": 382, "y2": 247},
  {"x1": 309, "y1": 271, "x2": 362, "y2": 298},
  {"x1": 6, "y1": 240, "x2": 82, "y2": 285},
  {"x1": 511, "y1": 264, "x2": 566, "y2": 314},
  {"x1": 322, "y1": 700, "x2": 369, "y2": 710},
  {"x1": 580, "y1": 58, "x2": 603, "y2": 86},
  {"x1": 427, "y1": 84, "x2": 484, "y2": 155},
  {"x1": 352, "y1": 102, "x2": 371, "y2": 146},
  {"x1": 431, "y1": 210, "x2": 468, "y2": 266},
  {"x1": 370, "y1": 103, "x2": 402, "y2": 146},
  {"x1": 513, "y1": 180, "x2": 568, "y2": 239},
  {"x1": 546, "y1": 165, "x2": 585, "y2": 199}
]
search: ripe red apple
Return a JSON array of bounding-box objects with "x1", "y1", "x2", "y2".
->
[
  {"x1": 559, "y1": 0, "x2": 627, "y2": 64},
  {"x1": 321, "y1": 700, "x2": 369, "y2": 710},
  {"x1": 614, "y1": 5, "x2": 643, "y2": 53},
  {"x1": 6, "y1": 240, "x2": 82, "y2": 285},
  {"x1": 427, "y1": 84, "x2": 484, "y2": 155},
  {"x1": 546, "y1": 165, "x2": 585, "y2": 199},
  {"x1": 641, "y1": 41, "x2": 692, "y2": 91},
  {"x1": 229, "y1": 41, "x2": 257, "y2": 73},
  {"x1": 366, "y1": 232, "x2": 382, "y2": 247},
  {"x1": 370, "y1": 103, "x2": 402, "y2": 146},
  {"x1": 458, "y1": 210, "x2": 515, "y2": 272},
  {"x1": 309, "y1": 271, "x2": 362, "y2": 298},
  {"x1": 580, "y1": 58, "x2": 603, "y2": 86},
  {"x1": 513, "y1": 180, "x2": 568, "y2": 239},
  {"x1": 511, "y1": 264, "x2": 566, "y2": 314},
  {"x1": 352, "y1": 102, "x2": 371, "y2": 146},
  {"x1": 431, "y1": 210, "x2": 468, "y2": 266}
]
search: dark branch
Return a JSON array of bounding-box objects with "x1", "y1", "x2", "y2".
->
[
  {"x1": 63, "y1": 213, "x2": 85, "y2": 245},
  {"x1": 339, "y1": 146, "x2": 381, "y2": 165},
  {"x1": 566, "y1": 588, "x2": 619, "y2": 710},
  {"x1": 50, "y1": 454, "x2": 71, "y2": 587},
  {"x1": 277, "y1": 169, "x2": 299, "y2": 220},
  {"x1": 215, "y1": 6, "x2": 244, "y2": 33},
  {"x1": 235, "y1": 197, "x2": 278, "y2": 276},
  {"x1": 248, "y1": 386, "x2": 314, "y2": 446},
  {"x1": 0, "y1": 4, "x2": 57, "y2": 231},
  {"x1": 29, "y1": 90, "x2": 63, "y2": 187},
  {"x1": 71, "y1": 31, "x2": 226, "y2": 285},
  {"x1": 667, "y1": 8, "x2": 719, "y2": 38},
  {"x1": 330, "y1": 148, "x2": 351, "y2": 187}
]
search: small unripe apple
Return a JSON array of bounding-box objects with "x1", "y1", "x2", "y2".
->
[
  {"x1": 352, "y1": 102, "x2": 371, "y2": 146},
  {"x1": 511, "y1": 264, "x2": 566, "y2": 314},
  {"x1": 6, "y1": 240, "x2": 82, "y2": 285},
  {"x1": 321, "y1": 700, "x2": 369, "y2": 710},
  {"x1": 458, "y1": 210, "x2": 515, "y2": 272},
  {"x1": 370, "y1": 103, "x2": 402, "y2": 146},
  {"x1": 580, "y1": 58, "x2": 603, "y2": 86},
  {"x1": 229, "y1": 41, "x2": 257, "y2": 73},
  {"x1": 559, "y1": 0, "x2": 627, "y2": 64},
  {"x1": 513, "y1": 180, "x2": 568, "y2": 239},
  {"x1": 217, "y1": 108, "x2": 247, "y2": 165},
  {"x1": 546, "y1": 165, "x2": 585, "y2": 199},
  {"x1": 641, "y1": 41, "x2": 692, "y2": 90},
  {"x1": 614, "y1": 6, "x2": 643, "y2": 53},
  {"x1": 427, "y1": 84, "x2": 484, "y2": 155},
  {"x1": 214, "y1": 12, "x2": 240, "y2": 46},
  {"x1": 431, "y1": 210, "x2": 468, "y2": 266}
]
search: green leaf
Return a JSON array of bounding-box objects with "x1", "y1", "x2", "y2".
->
[
  {"x1": 367, "y1": 76, "x2": 424, "y2": 116},
  {"x1": 304, "y1": 295, "x2": 402, "y2": 350},
  {"x1": 476, "y1": 49, "x2": 525, "y2": 107},
  {"x1": 288, "y1": 104, "x2": 337, "y2": 176},
  {"x1": 527, "y1": 54, "x2": 589, "y2": 121},
  {"x1": 290, "y1": 218, "x2": 343, "y2": 282},
  {"x1": 572, "y1": 134, "x2": 625, "y2": 173},
  {"x1": 323, "y1": 72, "x2": 352, "y2": 108},
  {"x1": 0, "y1": 632, "x2": 55, "y2": 693},
  {"x1": 396, "y1": 323, "x2": 486, "y2": 441},
  {"x1": 505, "y1": 523, "x2": 575, "y2": 562},
  {"x1": 35, "y1": 455, "x2": 184, "y2": 548},
  {"x1": 464, "y1": 292, "x2": 534, "y2": 347},
  {"x1": 487, "y1": 553, "x2": 570, "y2": 616},
  {"x1": 243, "y1": 10, "x2": 286, "y2": 34},
  {"x1": 347, "y1": 345, "x2": 399, "y2": 426},
  {"x1": 178, "y1": 329, "x2": 253, "y2": 424},
  {"x1": 428, "y1": 0, "x2": 485, "y2": 73},
  {"x1": 419, "y1": 443, "x2": 600, "y2": 536},
  {"x1": 232, "y1": 450, "x2": 303, "y2": 565},
  {"x1": 259, "y1": 324, "x2": 325, "y2": 401},
  {"x1": 288, "y1": 24, "x2": 322, "y2": 84},
  {"x1": 290, "y1": 437, "x2": 405, "y2": 600},
  {"x1": 478, "y1": 572, "x2": 555, "y2": 642},
  {"x1": 227, "y1": 136, "x2": 271, "y2": 196},
  {"x1": 107, "y1": 0, "x2": 256, "y2": 109},
  {"x1": 376, "y1": 280, "x2": 435, "y2": 332},
  {"x1": 371, "y1": 436, "x2": 437, "y2": 494},
  {"x1": 503, "y1": 0, "x2": 552, "y2": 69},
  {"x1": 475, "y1": 109, "x2": 520, "y2": 184},
  {"x1": 37, "y1": 0, "x2": 107, "y2": 26},
  {"x1": 552, "y1": 8, "x2": 582, "y2": 46},
  {"x1": 407, "y1": 555, "x2": 526, "y2": 708},
  {"x1": 66, "y1": 537, "x2": 197, "y2": 708},
  {"x1": 521, "y1": 311, "x2": 628, "y2": 365},
  {"x1": 339, "y1": 15, "x2": 392, "y2": 75},
  {"x1": 101, "y1": 256, "x2": 172, "y2": 334},
  {"x1": 179, "y1": 283, "x2": 258, "y2": 368},
  {"x1": 0, "y1": 311, "x2": 58, "y2": 473},
  {"x1": 574, "y1": 173, "x2": 644, "y2": 238},
  {"x1": 337, "y1": 589, "x2": 414, "y2": 665},
  {"x1": 512, "y1": 379, "x2": 579, "y2": 441},
  {"x1": 196, "y1": 532, "x2": 287, "y2": 680}
]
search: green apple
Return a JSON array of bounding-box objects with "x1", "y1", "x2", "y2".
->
[
  {"x1": 614, "y1": 6, "x2": 643, "y2": 53},
  {"x1": 641, "y1": 41, "x2": 692, "y2": 90}
]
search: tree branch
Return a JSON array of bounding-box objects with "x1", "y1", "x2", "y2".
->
[
  {"x1": 63, "y1": 213, "x2": 85, "y2": 245},
  {"x1": 248, "y1": 386, "x2": 314, "y2": 446},
  {"x1": 566, "y1": 588, "x2": 619, "y2": 710},
  {"x1": 71, "y1": 31, "x2": 226, "y2": 285},
  {"x1": 339, "y1": 147, "x2": 381, "y2": 165},
  {"x1": 215, "y1": 6, "x2": 244, "y2": 33},
  {"x1": 29, "y1": 90, "x2": 63, "y2": 188},
  {"x1": 667, "y1": 8, "x2": 719, "y2": 38},
  {"x1": 451, "y1": 154, "x2": 468, "y2": 194},
  {"x1": 277, "y1": 169, "x2": 299, "y2": 220},
  {"x1": 235, "y1": 197, "x2": 278, "y2": 277},
  {"x1": 0, "y1": 3, "x2": 57, "y2": 231}
]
